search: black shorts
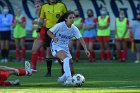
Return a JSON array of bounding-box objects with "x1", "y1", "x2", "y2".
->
[
  {"x1": 134, "y1": 40, "x2": 140, "y2": 44},
  {"x1": 44, "y1": 28, "x2": 52, "y2": 47},
  {"x1": 0, "y1": 31, "x2": 11, "y2": 40}
]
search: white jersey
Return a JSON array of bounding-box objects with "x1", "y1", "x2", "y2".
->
[{"x1": 49, "y1": 21, "x2": 82, "y2": 48}]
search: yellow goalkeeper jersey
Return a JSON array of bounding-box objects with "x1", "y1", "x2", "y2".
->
[{"x1": 39, "y1": 2, "x2": 67, "y2": 28}]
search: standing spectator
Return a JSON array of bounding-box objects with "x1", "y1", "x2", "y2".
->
[
  {"x1": 12, "y1": 7, "x2": 26, "y2": 62},
  {"x1": 83, "y1": 9, "x2": 97, "y2": 62},
  {"x1": 130, "y1": 13, "x2": 140, "y2": 63},
  {"x1": 0, "y1": 5, "x2": 13, "y2": 63},
  {"x1": 36, "y1": 0, "x2": 67, "y2": 77},
  {"x1": 69, "y1": 9, "x2": 84, "y2": 62},
  {"x1": 115, "y1": 10, "x2": 129, "y2": 62},
  {"x1": 96, "y1": 7, "x2": 111, "y2": 61}
]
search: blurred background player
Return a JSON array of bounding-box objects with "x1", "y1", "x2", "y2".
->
[
  {"x1": 0, "y1": 61, "x2": 32, "y2": 86},
  {"x1": 96, "y1": 7, "x2": 111, "y2": 61},
  {"x1": 115, "y1": 9, "x2": 129, "y2": 62},
  {"x1": 37, "y1": 0, "x2": 67, "y2": 77},
  {"x1": 31, "y1": 0, "x2": 45, "y2": 72},
  {"x1": 69, "y1": 9, "x2": 84, "y2": 62},
  {"x1": 0, "y1": 5, "x2": 13, "y2": 63},
  {"x1": 32, "y1": 2, "x2": 45, "y2": 63},
  {"x1": 12, "y1": 7, "x2": 26, "y2": 62},
  {"x1": 47, "y1": 11, "x2": 90, "y2": 85},
  {"x1": 83, "y1": 9, "x2": 97, "y2": 62},
  {"x1": 130, "y1": 13, "x2": 140, "y2": 63}
]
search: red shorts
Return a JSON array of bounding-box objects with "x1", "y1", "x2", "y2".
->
[
  {"x1": 115, "y1": 38, "x2": 130, "y2": 42},
  {"x1": 97, "y1": 36, "x2": 110, "y2": 42},
  {"x1": 0, "y1": 71, "x2": 10, "y2": 81},
  {"x1": 84, "y1": 38, "x2": 95, "y2": 43},
  {"x1": 39, "y1": 26, "x2": 46, "y2": 41}
]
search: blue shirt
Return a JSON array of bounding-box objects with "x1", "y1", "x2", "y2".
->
[
  {"x1": 83, "y1": 18, "x2": 97, "y2": 38},
  {"x1": 0, "y1": 14, "x2": 13, "y2": 31}
]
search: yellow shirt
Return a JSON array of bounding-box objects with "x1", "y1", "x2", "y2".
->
[{"x1": 40, "y1": 3, "x2": 67, "y2": 28}]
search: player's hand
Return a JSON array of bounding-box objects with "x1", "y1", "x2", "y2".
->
[
  {"x1": 53, "y1": 37, "x2": 58, "y2": 43},
  {"x1": 85, "y1": 50, "x2": 90, "y2": 57}
]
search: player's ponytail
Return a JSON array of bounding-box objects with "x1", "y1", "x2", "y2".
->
[{"x1": 57, "y1": 10, "x2": 75, "y2": 23}]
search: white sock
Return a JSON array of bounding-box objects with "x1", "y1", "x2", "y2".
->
[{"x1": 63, "y1": 57, "x2": 72, "y2": 79}]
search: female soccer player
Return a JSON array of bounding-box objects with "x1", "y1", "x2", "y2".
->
[
  {"x1": 130, "y1": 13, "x2": 140, "y2": 63},
  {"x1": 115, "y1": 10, "x2": 129, "y2": 62},
  {"x1": 47, "y1": 11, "x2": 90, "y2": 85},
  {"x1": 0, "y1": 61, "x2": 32, "y2": 86},
  {"x1": 12, "y1": 7, "x2": 26, "y2": 62}
]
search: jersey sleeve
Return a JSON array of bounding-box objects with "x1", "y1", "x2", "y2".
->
[
  {"x1": 39, "y1": 5, "x2": 45, "y2": 19},
  {"x1": 73, "y1": 25, "x2": 82, "y2": 39},
  {"x1": 61, "y1": 3, "x2": 67, "y2": 14},
  {"x1": 49, "y1": 23, "x2": 61, "y2": 34}
]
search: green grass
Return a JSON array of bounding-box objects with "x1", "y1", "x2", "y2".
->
[{"x1": 0, "y1": 61, "x2": 140, "y2": 93}]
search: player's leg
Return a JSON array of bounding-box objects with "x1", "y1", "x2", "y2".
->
[
  {"x1": 115, "y1": 39, "x2": 122, "y2": 61},
  {"x1": 104, "y1": 36, "x2": 111, "y2": 61},
  {"x1": 20, "y1": 37, "x2": 26, "y2": 62},
  {"x1": 88, "y1": 38, "x2": 96, "y2": 62},
  {"x1": 98, "y1": 37, "x2": 105, "y2": 61},
  {"x1": 135, "y1": 41, "x2": 140, "y2": 63},
  {"x1": 31, "y1": 39, "x2": 43, "y2": 72},
  {"x1": 76, "y1": 39, "x2": 81, "y2": 62},
  {"x1": 122, "y1": 40, "x2": 128, "y2": 62},
  {"x1": 15, "y1": 38, "x2": 20, "y2": 61}
]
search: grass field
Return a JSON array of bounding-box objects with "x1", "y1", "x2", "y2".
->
[{"x1": 0, "y1": 60, "x2": 140, "y2": 93}]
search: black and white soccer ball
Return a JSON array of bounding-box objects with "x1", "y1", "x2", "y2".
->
[{"x1": 72, "y1": 74, "x2": 85, "y2": 87}]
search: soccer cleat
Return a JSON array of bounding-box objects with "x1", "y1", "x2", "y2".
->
[
  {"x1": 64, "y1": 77, "x2": 75, "y2": 86},
  {"x1": 10, "y1": 79, "x2": 20, "y2": 86},
  {"x1": 44, "y1": 73, "x2": 51, "y2": 77},
  {"x1": 135, "y1": 60, "x2": 139, "y2": 64},
  {"x1": 57, "y1": 77, "x2": 66, "y2": 83},
  {"x1": 25, "y1": 61, "x2": 32, "y2": 75}
]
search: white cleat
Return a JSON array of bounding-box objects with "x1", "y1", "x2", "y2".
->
[
  {"x1": 25, "y1": 61, "x2": 32, "y2": 75},
  {"x1": 135, "y1": 60, "x2": 139, "y2": 64},
  {"x1": 64, "y1": 78, "x2": 75, "y2": 86},
  {"x1": 57, "y1": 77, "x2": 66, "y2": 83},
  {"x1": 10, "y1": 79, "x2": 20, "y2": 85}
]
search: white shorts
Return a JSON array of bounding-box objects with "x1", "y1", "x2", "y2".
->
[{"x1": 51, "y1": 45, "x2": 72, "y2": 59}]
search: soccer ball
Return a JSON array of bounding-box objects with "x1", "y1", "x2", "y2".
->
[{"x1": 72, "y1": 74, "x2": 85, "y2": 87}]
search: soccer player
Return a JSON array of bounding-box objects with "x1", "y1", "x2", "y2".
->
[
  {"x1": 115, "y1": 10, "x2": 129, "y2": 62},
  {"x1": 0, "y1": 61, "x2": 32, "y2": 86},
  {"x1": 47, "y1": 11, "x2": 90, "y2": 85},
  {"x1": 32, "y1": 1, "x2": 45, "y2": 63},
  {"x1": 130, "y1": 13, "x2": 140, "y2": 63},
  {"x1": 68, "y1": 9, "x2": 84, "y2": 62},
  {"x1": 0, "y1": 5, "x2": 13, "y2": 63},
  {"x1": 12, "y1": 7, "x2": 26, "y2": 62},
  {"x1": 96, "y1": 7, "x2": 111, "y2": 61},
  {"x1": 37, "y1": 0, "x2": 67, "y2": 77},
  {"x1": 83, "y1": 9, "x2": 97, "y2": 62}
]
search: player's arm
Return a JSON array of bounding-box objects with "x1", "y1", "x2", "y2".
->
[{"x1": 0, "y1": 66, "x2": 15, "y2": 72}]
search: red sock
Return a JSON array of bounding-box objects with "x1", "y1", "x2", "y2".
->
[
  {"x1": 31, "y1": 53, "x2": 38, "y2": 70},
  {"x1": 69, "y1": 49, "x2": 72, "y2": 55},
  {"x1": 76, "y1": 50, "x2": 80, "y2": 60},
  {"x1": 22, "y1": 47, "x2": 26, "y2": 60},
  {"x1": 122, "y1": 48, "x2": 127, "y2": 61},
  {"x1": 16, "y1": 48, "x2": 20, "y2": 59},
  {"x1": 17, "y1": 68, "x2": 26, "y2": 76},
  {"x1": 91, "y1": 50, "x2": 96, "y2": 61},
  {"x1": 37, "y1": 50, "x2": 41, "y2": 62},
  {"x1": 0, "y1": 81, "x2": 12, "y2": 86},
  {"x1": 107, "y1": 51, "x2": 111, "y2": 60},
  {"x1": 117, "y1": 50, "x2": 122, "y2": 61},
  {"x1": 101, "y1": 50, "x2": 105, "y2": 60}
]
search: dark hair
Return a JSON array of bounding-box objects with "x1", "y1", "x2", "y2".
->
[{"x1": 57, "y1": 10, "x2": 75, "y2": 23}]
